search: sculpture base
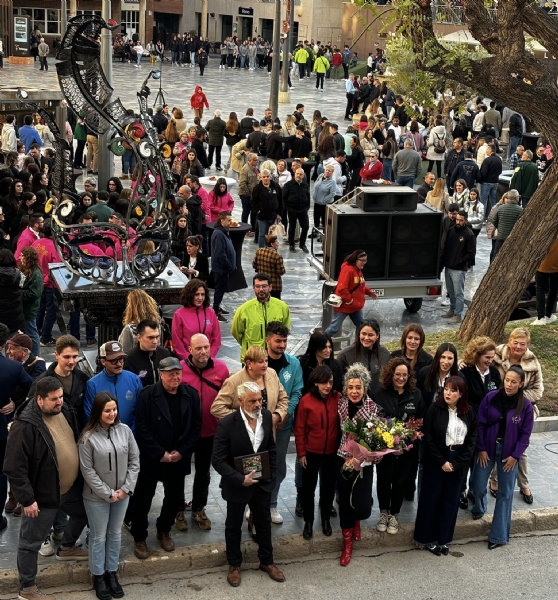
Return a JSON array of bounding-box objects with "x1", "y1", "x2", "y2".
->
[{"x1": 278, "y1": 91, "x2": 291, "y2": 104}]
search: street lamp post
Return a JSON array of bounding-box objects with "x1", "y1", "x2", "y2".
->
[
  {"x1": 98, "y1": 0, "x2": 114, "y2": 189},
  {"x1": 279, "y1": 0, "x2": 295, "y2": 104},
  {"x1": 268, "y1": 0, "x2": 282, "y2": 119}
]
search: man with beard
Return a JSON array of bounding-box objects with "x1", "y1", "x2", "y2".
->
[{"x1": 442, "y1": 210, "x2": 476, "y2": 324}]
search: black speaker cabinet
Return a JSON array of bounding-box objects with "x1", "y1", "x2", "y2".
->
[
  {"x1": 355, "y1": 185, "x2": 418, "y2": 212},
  {"x1": 323, "y1": 204, "x2": 442, "y2": 281}
]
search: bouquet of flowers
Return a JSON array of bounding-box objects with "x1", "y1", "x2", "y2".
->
[{"x1": 341, "y1": 416, "x2": 423, "y2": 472}]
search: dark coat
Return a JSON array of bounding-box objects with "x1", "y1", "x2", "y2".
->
[
  {"x1": 191, "y1": 138, "x2": 209, "y2": 169},
  {"x1": 0, "y1": 267, "x2": 24, "y2": 332},
  {"x1": 11, "y1": 354, "x2": 46, "y2": 409},
  {"x1": 251, "y1": 181, "x2": 282, "y2": 221},
  {"x1": 210, "y1": 225, "x2": 236, "y2": 273},
  {"x1": 134, "y1": 381, "x2": 202, "y2": 475},
  {"x1": 458, "y1": 365, "x2": 501, "y2": 410},
  {"x1": 0, "y1": 355, "x2": 33, "y2": 438},
  {"x1": 211, "y1": 408, "x2": 276, "y2": 503},
  {"x1": 4, "y1": 399, "x2": 80, "y2": 508},
  {"x1": 421, "y1": 402, "x2": 477, "y2": 478},
  {"x1": 390, "y1": 348, "x2": 433, "y2": 375},
  {"x1": 373, "y1": 386, "x2": 425, "y2": 421},
  {"x1": 124, "y1": 346, "x2": 171, "y2": 388},
  {"x1": 282, "y1": 179, "x2": 310, "y2": 211},
  {"x1": 337, "y1": 344, "x2": 391, "y2": 396}
]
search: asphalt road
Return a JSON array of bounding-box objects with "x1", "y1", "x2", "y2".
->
[{"x1": 41, "y1": 532, "x2": 558, "y2": 600}]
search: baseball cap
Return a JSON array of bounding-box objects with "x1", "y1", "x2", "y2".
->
[
  {"x1": 100, "y1": 341, "x2": 127, "y2": 360},
  {"x1": 7, "y1": 334, "x2": 32, "y2": 350},
  {"x1": 158, "y1": 357, "x2": 183, "y2": 371}
]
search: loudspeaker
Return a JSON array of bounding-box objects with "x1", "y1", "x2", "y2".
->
[
  {"x1": 355, "y1": 185, "x2": 418, "y2": 212},
  {"x1": 323, "y1": 204, "x2": 442, "y2": 281}
]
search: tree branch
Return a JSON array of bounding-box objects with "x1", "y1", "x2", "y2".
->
[{"x1": 523, "y1": 4, "x2": 558, "y2": 59}]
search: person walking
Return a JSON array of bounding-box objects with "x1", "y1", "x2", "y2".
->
[
  {"x1": 79, "y1": 392, "x2": 140, "y2": 600},
  {"x1": 252, "y1": 235, "x2": 286, "y2": 299},
  {"x1": 313, "y1": 51, "x2": 330, "y2": 92},
  {"x1": 38, "y1": 38, "x2": 49, "y2": 71},
  {"x1": 210, "y1": 211, "x2": 236, "y2": 322}
]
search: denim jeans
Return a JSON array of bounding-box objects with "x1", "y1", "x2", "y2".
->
[
  {"x1": 69, "y1": 309, "x2": 96, "y2": 341},
  {"x1": 445, "y1": 268, "x2": 466, "y2": 316},
  {"x1": 325, "y1": 309, "x2": 364, "y2": 337},
  {"x1": 271, "y1": 426, "x2": 292, "y2": 508},
  {"x1": 382, "y1": 158, "x2": 393, "y2": 181},
  {"x1": 190, "y1": 51, "x2": 196, "y2": 65},
  {"x1": 480, "y1": 182, "x2": 498, "y2": 213},
  {"x1": 171, "y1": 51, "x2": 179, "y2": 64},
  {"x1": 509, "y1": 136, "x2": 522, "y2": 157},
  {"x1": 257, "y1": 219, "x2": 274, "y2": 248},
  {"x1": 136, "y1": 53, "x2": 142, "y2": 66},
  {"x1": 239, "y1": 194, "x2": 252, "y2": 226},
  {"x1": 249, "y1": 56, "x2": 256, "y2": 69},
  {"x1": 122, "y1": 149, "x2": 137, "y2": 176},
  {"x1": 23, "y1": 320, "x2": 40, "y2": 357},
  {"x1": 396, "y1": 176, "x2": 416, "y2": 188},
  {"x1": 240, "y1": 56, "x2": 246, "y2": 69},
  {"x1": 84, "y1": 497, "x2": 129, "y2": 575},
  {"x1": 470, "y1": 442, "x2": 518, "y2": 544},
  {"x1": 37, "y1": 287, "x2": 60, "y2": 342}
]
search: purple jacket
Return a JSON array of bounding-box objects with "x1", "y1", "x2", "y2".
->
[{"x1": 476, "y1": 390, "x2": 534, "y2": 461}]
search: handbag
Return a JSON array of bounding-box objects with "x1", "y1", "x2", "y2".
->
[{"x1": 328, "y1": 281, "x2": 361, "y2": 308}]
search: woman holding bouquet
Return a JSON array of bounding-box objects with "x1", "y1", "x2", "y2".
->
[
  {"x1": 374, "y1": 357, "x2": 425, "y2": 535},
  {"x1": 413, "y1": 376, "x2": 477, "y2": 556},
  {"x1": 294, "y1": 365, "x2": 341, "y2": 541},
  {"x1": 336, "y1": 363, "x2": 381, "y2": 566}
]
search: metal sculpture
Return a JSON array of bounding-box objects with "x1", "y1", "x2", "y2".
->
[{"x1": 18, "y1": 14, "x2": 174, "y2": 286}]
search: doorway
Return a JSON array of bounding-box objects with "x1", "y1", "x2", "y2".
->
[
  {"x1": 241, "y1": 17, "x2": 252, "y2": 40},
  {"x1": 261, "y1": 18, "x2": 273, "y2": 43},
  {"x1": 221, "y1": 15, "x2": 233, "y2": 40}
]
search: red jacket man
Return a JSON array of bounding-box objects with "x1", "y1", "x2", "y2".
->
[{"x1": 359, "y1": 155, "x2": 383, "y2": 181}]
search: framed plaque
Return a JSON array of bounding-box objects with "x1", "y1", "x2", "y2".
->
[{"x1": 234, "y1": 451, "x2": 271, "y2": 480}]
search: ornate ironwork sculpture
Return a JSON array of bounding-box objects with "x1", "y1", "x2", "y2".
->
[{"x1": 18, "y1": 15, "x2": 174, "y2": 286}]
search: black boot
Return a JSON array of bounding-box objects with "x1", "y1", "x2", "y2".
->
[
  {"x1": 322, "y1": 519, "x2": 332, "y2": 536},
  {"x1": 93, "y1": 575, "x2": 112, "y2": 600},
  {"x1": 105, "y1": 571, "x2": 124, "y2": 598},
  {"x1": 295, "y1": 490, "x2": 303, "y2": 518}
]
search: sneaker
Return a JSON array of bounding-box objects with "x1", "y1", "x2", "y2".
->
[
  {"x1": 122, "y1": 520, "x2": 132, "y2": 532},
  {"x1": 39, "y1": 535, "x2": 55, "y2": 557},
  {"x1": 546, "y1": 314, "x2": 557, "y2": 324},
  {"x1": 531, "y1": 318, "x2": 546, "y2": 326},
  {"x1": 55, "y1": 545, "x2": 88, "y2": 561},
  {"x1": 192, "y1": 509, "x2": 212, "y2": 530},
  {"x1": 441, "y1": 309, "x2": 455, "y2": 318},
  {"x1": 40, "y1": 338, "x2": 56, "y2": 347},
  {"x1": 386, "y1": 514, "x2": 399, "y2": 535},
  {"x1": 245, "y1": 507, "x2": 251, "y2": 520},
  {"x1": 299, "y1": 245, "x2": 309, "y2": 253},
  {"x1": 18, "y1": 585, "x2": 54, "y2": 599},
  {"x1": 217, "y1": 312, "x2": 227, "y2": 323},
  {"x1": 157, "y1": 531, "x2": 175, "y2": 552},
  {"x1": 440, "y1": 297, "x2": 450, "y2": 306},
  {"x1": 174, "y1": 511, "x2": 189, "y2": 531},
  {"x1": 134, "y1": 541, "x2": 149, "y2": 560},
  {"x1": 270, "y1": 508, "x2": 283, "y2": 524},
  {"x1": 376, "y1": 512, "x2": 388, "y2": 533},
  {"x1": 448, "y1": 315, "x2": 462, "y2": 324}
]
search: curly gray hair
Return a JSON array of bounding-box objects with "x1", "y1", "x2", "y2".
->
[{"x1": 343, "y1": 362, "x2": 371, "y2": 394}]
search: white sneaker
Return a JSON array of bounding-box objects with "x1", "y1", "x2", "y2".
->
[
  {"x1": 546, "y1": 314, "x2": 557, "y2": 324},
  {"x1": 245, "y1": 507, "x2": 251, "y2": 520},
  {"x1": 270, "y1": 508, "x2": 283, "y2": 524},
  {"x1": 39, "y1": 535, "x2": 55, "y2": 557},
  {"x1": 531, "y1": 317, "x2": 547, "y2": 326},
  {"x1": 440, "y1": 298, "x2": 450, "y2": 306},
  {"x1": 387, "y1": 514, "x2": 399, "y2": 535},
  {"x1": 376, "y1": 512, "x2": 388, "y2": 533}
]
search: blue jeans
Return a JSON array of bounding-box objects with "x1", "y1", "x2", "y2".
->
[
  {"x1": 136, "y1": 53, "x2": 142, "y2": 66},
  {"x1": 470, "y1": 442, "x2": 518, "y2": 545},
  {"x1": 190, "y1": 51, "x2": 195, "y2": 65},
  {"x1": 382, "y1": 158, "x2": 393, "y2": 181},
  {"x1": 445, "y1": 268, "x2": 466, "y2": 316},
  {"x1": 509, "y1": 136, "x2": 522, "y2": 157},
  {"x1": 325, "y1": 309, "x2": 364, "y2": 336},
  {"x1": 240, "y1": 194, "x2": 252, "y2": 225},
  {"x1": 257, "y1": 219, "x2": 274, "y2": 248},
  {"x1": 480, "y1": 182, "x2": 498, "y2": 213},
  {"x1": 84, "y1": 497, "x2": 129, "y2": 575},
  {"x1": 396, "y1": 175, "x2": 416, "y2": 188},
  {"x1": 240, "y1": 56, "x2": 246, "y2": 68},
  {"x1": 69, "y1": 309, "x2": 96, "y2": 341},
  {"x1": 249, "y1": 56, "x2": 256, "y2": 69},
  {"x1": 37, "y1": 287, "x2": 60, "y2": 342},
  {"x1": 271, "y1": 426, "x2": 292, "y2": 508},
  {"x1": 122, "y1": 149, "x2": 137, "y2": 176},
  {"x1": 171, "y1": 51, "x2": 179, "y2": 64},
  {"x1": 23, "y1": 320, "x2": 41, "y2": 357}
]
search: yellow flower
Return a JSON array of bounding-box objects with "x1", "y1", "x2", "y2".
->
[{"x1": 382, "y1": 432, "x2": 394, "y2": 449}]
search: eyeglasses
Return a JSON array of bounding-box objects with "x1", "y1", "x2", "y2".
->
[
  {"x1": 393, "y1": 373, "x2": 409, "y2": 379},
  {"x1": 106, "y1": 357, "x2": 125, "y2": 365}
]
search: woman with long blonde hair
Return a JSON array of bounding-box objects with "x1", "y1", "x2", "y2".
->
[
  {"x1": 425, "y1": 177, "x2": 451, "y2": 214},
  {"x1": 118, "y1": 289, "x2": 162, "y2": 353}
]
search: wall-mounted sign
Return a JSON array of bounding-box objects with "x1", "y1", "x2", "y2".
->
[{"x1": 239, "y1": 7, "x2": 254, "y2": 16}]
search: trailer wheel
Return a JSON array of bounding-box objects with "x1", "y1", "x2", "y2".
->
[{"x1": 403, "y1": 298, "x2": 423, "y2": 313}]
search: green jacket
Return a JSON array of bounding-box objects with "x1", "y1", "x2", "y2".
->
[
  {"x1": 313, "y1": 56, "x2": 330, "y2": 74},
  {"x1": 22, "y1": 268, "x2": 44, "y2": 320},
  {"x1": 294, "y1": 48, "x2": 309, "y2": 64},
  {"x1": 74, "y1": 122, "x2": 87, "y2": 142},
  {"x1": 231, "y1": 297, "x2": 291, "y2": 363},
  {"x1": 509, "y1": 161, "x2": 539, "y2": 200}
]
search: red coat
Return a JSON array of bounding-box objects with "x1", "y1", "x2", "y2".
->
[
  {"x1": 360, "y1": 159, "x2": 383, "y2": 181},
  {"x1": 334, "y1": 261, "x2": 373, "y2": 314},
  {"x1": 332, "y1": 53, "x2": 342, "y2": 67},
  {"x1": 295, "y1": 391, "x2": 341, "y2": 457},
  {"x1": 190, "y1": 85, "x2": 209, "y2": 110}
]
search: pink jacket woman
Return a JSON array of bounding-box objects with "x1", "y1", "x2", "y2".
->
[
  {"x1": 171, "y1": 305, "x2": 222, "y2": 359},
  {"x1": 208, "y1": 190, "x2": 234, "y2": 222}
]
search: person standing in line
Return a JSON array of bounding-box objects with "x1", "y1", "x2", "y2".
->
[
  {"x1": 252, "y1": 235, "x2": 286, "y2": 300},
  {"x1": 38, "y1": 38, "x2": 49, "y2": 71},
  {"x1": 79, "y1": 392, "x2": 140, "y2": 600},
  {"x1": 210, "y1": 211, "x2": 236, "y2": 322}
]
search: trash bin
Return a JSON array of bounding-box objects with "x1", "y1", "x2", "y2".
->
[{"x1": 321, "y1": 280, "x2": 337, "y2": 331}]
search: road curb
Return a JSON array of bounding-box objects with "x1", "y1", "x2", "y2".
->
[{"x1": 1, "y1": 507, "x2": 556, "y2": 594}]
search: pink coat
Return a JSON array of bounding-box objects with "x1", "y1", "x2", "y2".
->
[
  {"x1": 209, "y1": 191, "x2": 235, "y2": 222},
  {"x1": 195, "y1": 186, "x2": 211, "y2": 221},
  {"x1": 171, "y1": 305, "x2": 222, "y2": 360},
  {"x1": 180, "y1": 356, "x2": 230, "y2": 437},
  {"x1": 15, "y1": 228, "x2": 40, "y2": 261},
  {"x1": 31, "y1": 237, "x2": 59, "y2": 288}
]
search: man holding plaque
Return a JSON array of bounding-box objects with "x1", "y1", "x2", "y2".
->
[{"x1": 211, "y1": 381, "x2": 285, "y2": 587}]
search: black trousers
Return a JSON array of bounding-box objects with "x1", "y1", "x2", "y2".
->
[
  {"x1": 74, "y1": 140, "x2": 86, "y2": 168},
  {"x1": 313, "y1": 203, "x2": 326, "y2": 228},
  {"x1": 336, "y1": 456, "x2": 373, "y2": 529},
  {"x1": 208, "y1": 144, "x2": 222, "y2": 168},
  {"x1": 288, "y1": 209, "x2": 309, "y2": 247},
  {"x1": 345, "y1": 93, "x2": 355, "y2": 118},
  {"x1": 225, "y1": 486, "x2": 273, "y2": 567},
  {"x1": 404, "y1": 444, "x2": 420, "y2": 497},
  {"x1": 212, "y1": 271, "x2": 229, "y2": 312},
  {"x1": 316, "y1": 73, "x2": 325, "y2": 89},
  {"x1": 414, "y1": 456, "x2": 463, "y2": 546},
  {"x1": 428, "y1": 160, "x2": 443, "y2": 178},
  {"x1": 536, "y1": 270, "x2": 558, "y2": 319},
  {"x1": 131, "y1": 464, "x2": 185, "y2": 542},
  {"x1": 199, "y1": 63, "x2": 205, "y2": 76},
  {"x1": 343, "y1": 64, "x2": 349, "y2": 79},
  {"x1": 192, "y1": 436, "x2": 214, "y2": 512},
  {"x1": 376, "y1": 449, "x2": 415, "y2": 515},
  {"x1": 301, "y1": 451, "x2": 336, "y2": 524},
  {"x1": 227, "y1": 54, "x2": 234, "y2": 68},
  {"x1": 270, "y1": 290, "x2": 281, "y2": 299}
]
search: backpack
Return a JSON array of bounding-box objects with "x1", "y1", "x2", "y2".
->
[{"x1": 433, "y1": 131, "x2": 446, "y2": 154}]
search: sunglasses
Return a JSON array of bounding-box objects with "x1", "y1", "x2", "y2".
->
[{"x1": 105, "y1": 357, "x2": 125, "y2": 365}]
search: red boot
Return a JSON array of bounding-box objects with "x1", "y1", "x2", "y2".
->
[
  {"x1": 340, "y1": 528, "x2": 354, "y2": 566},
  {"x1": 353, "y1": 520, "x2": 361, "y2": 541}
]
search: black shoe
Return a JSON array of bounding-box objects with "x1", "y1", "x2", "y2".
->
[
  {"x1": 426, "y1": 544, "x2": 441, "y2": 556},
  {"x1": 299, "y1": 245, "x2": 309, "y2": 253},
  {"x1": 303, "y1": 522, "x2": 313, "y2": 540},
  {"x1": 459, "y1": 493, "x2": 468, "y2": 510},
  {"x1": 467, "y1": 490, "x2": 475, "y2": 503},
  {"x1": 219, "y1": 306, "x2": 230, "y2": 315},
  {"x1": 295, "y1": 495, "x2": 303, "y2": 518},
  {"x1": 289, "y1": 245, "x2": 296, "y2": 252},
  {"x1": 217, "y1": 312, "x2": 227, "y2": 322},
  {"x1": 104, "y1": 571, "x2": 124, "y2": 598},
  {"x1": 93, "y1": 574, "x2": 112, "y2": 600},
  {"x1": 440, "y1": 545, "x2": 449, "y2": 555},
  {"x1": 488, "y1": 541, "x2": 504, "y2": 550},
  {"x1": 0, "y1": 516, "x2": 7, "y2": 533},
  {"x1": 321, "y1": 520, "x2": 332, "y2": 536},
  {"x1": 472, "y1": 514, "x2": 483, "y2": 521},
  {"x1": 405, "y1": 492, "x2": 415, "y2": 502},
  {"x1": 330, "y1": 505, "x2": 337, "y2": 517}
]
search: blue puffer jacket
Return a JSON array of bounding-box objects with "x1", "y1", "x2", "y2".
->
[{"x1": 276, "y1": 353, "x2": 304, "y2": 430}]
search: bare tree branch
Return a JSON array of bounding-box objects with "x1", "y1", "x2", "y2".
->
[{"x1": 523, "y1": 4, "x2": 558, "y2": 59}]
